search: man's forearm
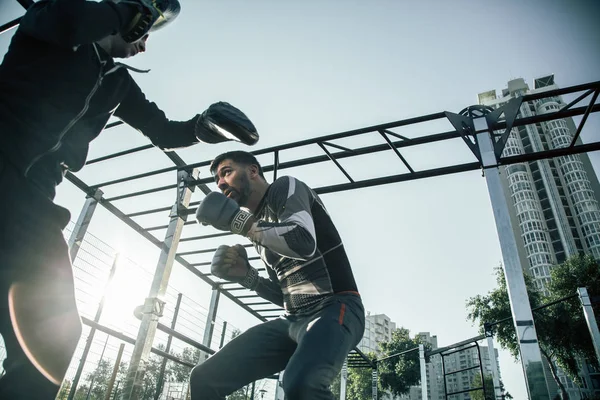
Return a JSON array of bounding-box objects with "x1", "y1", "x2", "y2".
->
[
  {"x1": 253, "y1": 277, "x2": 284, "y2": 308},
  {"x1": 246, "y1": 219, "x2": 316, "y2": 261}
]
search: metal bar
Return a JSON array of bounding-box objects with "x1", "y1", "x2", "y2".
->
[
  {"x1": 93, "y1": 165, "x2": 179, "y2": 188},
  {"x1": 104, "y1": 184, "x2": 177, "y2": 202},
  {"x1": 486, "y1": 293, "x2": 580, "y2": 329},
  {"x1": 475, "y1": 115, "x2": 550, "y2": 399},
  {"x1": 126, "y1": 205, "x2": 172, "y2": 218},
  {"x1": 340, "y1": 359, "x2": 347, "y2": 400},
  {"x1": 154, "y1": 293, "x2": 183, "y2": 400},
  {"x1": 219, "y1": 321, "x2": 227, "y2": 349},
  {"x1": 419, "y1": 344, "x2": 427, "y2": 400},
  {"x1": 67, "y1": 254, "x2": 119, "y2": 400},
  {"x1": 86, "y1": 144, "x2": 153, "y2": 165},
  {"x1": 444, "y1": 364, "x2": 480, "y2": 376},
  {"x1": 183, "y1": 110, "x2": 449, "y2": 171},
  {"x1": 318, "y1": 142, "x2": 354, "y2": 183},
  {"x1": 273, "y1": 150, "x2": 279, "y2": 181},
  {"x1": 122, "y1": 169, "x2": 197, "y2": 400},
  {"x1": 68, "y1": 188, "x2": 103, "y2": 261},
  {"x1": 244, "y1": 302, "x2": 272, "y2": 306},
  {"x1": 201, "y1": 288, "x2": 221, "y2": 362},
  {"x1": 475, "y1": 342, "x2": 487, "y2": 399},
  {"x1": 579, "y1": 287, "x2": 600, "y2": 362},
  {"x1": 377, "y1": 346, "x2": 419, "y2": 363},
  {"x1": 180, "y1": 232, "x2": 233, "y2": 242},
  {"x1": 177, "y1": 243, "x2": 253, "y2": 257},
  {"x1": 371, "y1": 368, "x2": 378, "y2": 400},
  {"x1": 486, "y1": 334, "x2": 502, "y2": 400},
  {"x1": 378, "y1": 130, "x2": 415, "y2": 173},
  {"x1": 569, "y1": 89, "x2": 599, "y2": 147},
  {"x1": 0, "y1": 16, "x2": 21, "y2": 35},
  {"x1": 145, "y1": 220, "x2": 196, "y2": 232},
  {"x1": 80, "y1": 316, "x2": 195, "y2": 368},
  {"x1": 105, "y1": 343, "x2": 125, "y2": 400},
  {"x1": 441, "y1": 343, "x2": 477, "y2": 358},
  {"x1": 447, "y1": 386, "x2": 484, "y2": 396},
  {"x1": 560, "y1": 89, "x2": 594, "y2": 112},
  {"x1": 156, "y1": 321, "x2": 214, "y2": 355},
  {"x1": 321, "y1": 141, "x2": 355, "y2": 153},
  {"x1": 381, "y1": 129, "x2": 410, "y2": 141}
]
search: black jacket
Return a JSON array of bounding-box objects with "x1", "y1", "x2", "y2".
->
[{"x1": 0, "y1": 0, "x2": 200, "y2": 198}]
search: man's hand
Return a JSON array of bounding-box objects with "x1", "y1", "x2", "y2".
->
[
  {"x1": 196, "y1": 192, "x2": 254, "y2": 235},
  {"x1": 211, "y1": 245, "x2": 259, "y2": 289}
]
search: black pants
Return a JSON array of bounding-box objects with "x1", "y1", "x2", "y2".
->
[
  {"x1": 190, "y1": 293, "x2": 365, "y2": 400},
  {"x1": 0, "y1": 155, "x2": 81, "y2": 399}
]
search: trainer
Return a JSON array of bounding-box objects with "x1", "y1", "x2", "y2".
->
[{"x1": 0, "y1": 1, "x2": 258, "y2": 398}]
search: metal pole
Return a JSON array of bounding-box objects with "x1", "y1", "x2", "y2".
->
[
  {"x1": 86, "y1": 334, "x2": 110, "y2": 400},
  {"x1": 340, "y1": 359, "x2": 347, "y2": 400},
  {"x1": 250, "y1": 380, "x2": 256, "y2": 400},
  {"x1": 105, "y1": 343, "x2": 125, "y2": 400},
  {"x1": 68, "y1": 188, "x2": 103, "y2": 261},
  {"x1": 201, "y1": 287, "x2": 221, "y2": 362},
  {"x1": 154, "y1": 293, "x2": 183, "y2": 400},
  {"x1": 219, "y1": 321, "x2": 228, "y2": 349},
  {"x1": 419, "y1": 344, "x2": 428, "y2": 400},
  {"x1": 68, "y1": 254, "x2": 120, "y2": 400},
  {"x1": 371, "y1": 368, "x2": 378, "y2": 400},
  {"x1": 121, "y1": 168, "x2": 198, "y2": 400},
  {"x1": 485, "y1": 333, "x2": 502, "y2": 400},
  {"x1": 475, "y1": 116, "x2": 550, "y2": 399},
  {"x1": 578, "y1": 287, "x2": 600, "y2": 362}
]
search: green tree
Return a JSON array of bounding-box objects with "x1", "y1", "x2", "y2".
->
[
  {"x1": 466, "y1": 258, "x2": 600, "y2": 400},
  {"x1": 57, "y1": 380, "x2": 72, "y2": 400},
  {"x1": 171, "y1": 346, "x2": 202, "y2": 382},
  {"x1": 347, "y1": 364, "x2": 379, "y2": 400},
  {"x1": 470, "y1": 373, "x2": 495, "y2": 400},
  {"x1": 377, "y1": 328, "x2": 426, "y2": 398}
]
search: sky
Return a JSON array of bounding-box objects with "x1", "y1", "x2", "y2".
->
[{"x1": 1, "y1": 1, "x2": 600, "y2": 399}]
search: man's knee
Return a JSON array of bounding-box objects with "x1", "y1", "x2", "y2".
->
[
  {"x1": 282, "y1": 366, "x2": 334, "y2": 399},
  {"x1": 190, "y1": 363, "x2": 214, "y2": 393}
]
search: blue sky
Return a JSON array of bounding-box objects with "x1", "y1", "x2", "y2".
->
[{"x1": 1, "y1": 1, "x2": 599, "y2": 398}]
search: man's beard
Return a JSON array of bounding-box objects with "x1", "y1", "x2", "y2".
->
[{"x1": 236, "y1": 173, "x2": 251, "y2": 207}]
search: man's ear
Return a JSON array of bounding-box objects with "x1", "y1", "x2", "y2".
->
[{"x1": 248, "y1": 164, "x2": 259, "y2": 179}]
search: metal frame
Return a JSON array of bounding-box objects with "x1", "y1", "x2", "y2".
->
[{"x1": 3, "y1": 4, "x2": 600, "y2": 398}]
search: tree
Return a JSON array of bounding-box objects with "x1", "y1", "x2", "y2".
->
[
  {"x1": 470, "y1": 373, "x2": 495, "y2": 400},
  {"x1": 347, "y1": 364, "x2": 379, "y2": 400},
  {"x1": 377, "y1": 328, "x2": 426, "y2": 398},
  {"x1": 466, "y1": 258, "x2": 600, "y2": 400},
  {"x1": 57, "y1": 380, "x2": 72, "y2": 400}
]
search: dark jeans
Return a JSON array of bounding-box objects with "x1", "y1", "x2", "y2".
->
[
  {"x1": 190, "y1": 293, "x2": 365, "y2": 400},
  {"x1": 0, "y1": 154, "x2": 82, "y2": 399}
]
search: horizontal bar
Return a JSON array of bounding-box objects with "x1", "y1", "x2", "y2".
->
[
  {"x1": 86, "y1": 144, "x2": 154, "y2": 165},
  {"x1": 427, "y1": 335, "x2": 486, "y2": 357},
  {"x1": 0, "y1": 16, "x2": 21, "y2": 35},
  {"x1": 183, "y1": 111, "x2": 449, "y2": 171},
  {"x1": 442, "y1": 343, "x2": 477, "y2": 358},
  {"x1": 81, "y1": 317, "x2": 195, "y2": 368},
  {"x1": 447, "y1": 386, "x2": 484, "y2": 396},
  {"x1": 145, "y1": 220, "x2": 196, "y2": 232},
  {"x1": 179, "y1": 232, "x2": 234, "y2": 242},
  {"x1": 244, "y1": 302, "x2": 272, "y2": 306},
  {"x1": 377, "y1": 346, "x2": 419, "y2": 363},
  {"x1": 104, "y1": 183, "x2": 178, "y2": 202},
  {"x1": 177, "y1": 243, "x2": 253, "y2": 257},
  {"x1": 126, "y1": 205, "x2": 172, "y2": 218},
  {"x1": 234, "y1": 295, "x2": 260, "y2": 299},
  {"x1": 156, "y1": 322, "x2": 214, "y2": 355},
  {"x1": 444, "y1": 364, "x2": 480, "y2": 376}
]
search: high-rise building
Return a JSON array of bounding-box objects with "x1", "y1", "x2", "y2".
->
[
  {"x1": 478, "y1": 75, "x2": 600, "y2": 293},
  {"x1": 478, "y1": 76, "x2": 600, "y2": 399},
  {"x1": 358, "y1": 313, "x2": 397, "y2": 356}
]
